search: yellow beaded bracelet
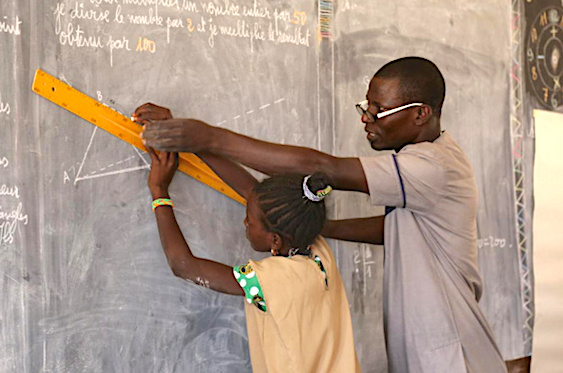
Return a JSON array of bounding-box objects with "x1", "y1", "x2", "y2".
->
[{"x1": 152, "y1": 198, "x2": 174, "y2": 211}]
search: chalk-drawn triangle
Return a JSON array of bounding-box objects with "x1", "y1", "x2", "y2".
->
[{"x1": 74, "y1": 127, "x2": 149, "y2": 185}]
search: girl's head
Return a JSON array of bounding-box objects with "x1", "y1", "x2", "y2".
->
[{"x1": 244, "y1": 173, "x2": 333, "y2": 255}]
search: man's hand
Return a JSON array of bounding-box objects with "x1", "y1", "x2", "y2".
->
[
  {"x1": 141, "y1": 118, "x2": 213, "y2": 153},
  {"x1": 133, "y1": 102, "x2": 213, "y2": 152}
]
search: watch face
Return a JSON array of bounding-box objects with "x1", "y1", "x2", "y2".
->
[{"x1": 526, "y1": 4, "x2": 563, "y2": 110}]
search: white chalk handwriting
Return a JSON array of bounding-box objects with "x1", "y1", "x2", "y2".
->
[
  {"x1": 0, "y1": 157, "x2": 8, "y2": 168},
  {"x1": 353, "y1": 244, "x2": 375, "y2": 296},
  {"x1": 0, "y1": 203, "x2": 28, "y2": 246},
  {"x1": 0, "y1": 184, "x2": 19, "y2": 199},
  {"x1": 194, "y1": 276, "x2": 210, "y2": 288},
  {"x1": 477, "y1": 236, "x2": 509, "y2": 249},
  {"x1": 0, "y1": 92, "x2": 11, "y2": 116},
  {"x1": 0, "y1": 15, "x2": 22, "y2": 36},
  {"x1": 53, "y1": 0, "x2": 313, "y2": 65}
]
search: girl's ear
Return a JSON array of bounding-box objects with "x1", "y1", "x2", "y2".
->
[{"x1": 270, "y1": 232, "x2": 283, "y2": 252}]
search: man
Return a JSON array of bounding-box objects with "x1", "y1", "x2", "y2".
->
[{"x1": 135, "y1": 57, "x2": 507, "y2": 372}]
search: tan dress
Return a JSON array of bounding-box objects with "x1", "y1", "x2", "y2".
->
[{"x1": 236, "y1": 236, "x2": 361, "y2": 373}]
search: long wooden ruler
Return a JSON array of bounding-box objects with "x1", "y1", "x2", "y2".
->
[{"x1": 32, "y1": 69, "x2": 246, "y2": 205}]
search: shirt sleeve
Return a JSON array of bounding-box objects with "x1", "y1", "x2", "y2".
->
[
  {"x1": 359, "y1": 148, "x2": 446, "y2": 213},
  {"x1": 233, "y1": 262, "x2": 267, "y2": 312}
]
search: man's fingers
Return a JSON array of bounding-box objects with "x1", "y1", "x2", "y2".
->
[{"x1": 140, "y1": 119, "x2": 186, "y2": 152}]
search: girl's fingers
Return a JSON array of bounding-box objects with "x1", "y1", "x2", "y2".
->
[
  {"x1": 164, "y1": 152, "x2": 177, "y2": 165},
  {"x1": 147, "y1": 146, "x2": 159, "y2": 163}
]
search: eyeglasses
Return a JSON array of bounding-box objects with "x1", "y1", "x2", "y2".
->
[{"x1": 356, "y1": 100, "x2": 424, "y2": 122}]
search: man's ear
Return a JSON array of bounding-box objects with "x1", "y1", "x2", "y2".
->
[{"x1": 415, "y1": 105, "x2": 433, "y2": 126}]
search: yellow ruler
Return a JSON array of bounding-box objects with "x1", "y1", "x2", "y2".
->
[{"x1": 32, "y1": 69, "x2": 246, "y2": 205}]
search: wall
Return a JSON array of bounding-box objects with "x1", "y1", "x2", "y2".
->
[{"x1": 531, "y1": 109, "x2": 563, "y2": 373}]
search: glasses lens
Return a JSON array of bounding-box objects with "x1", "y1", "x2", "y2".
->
[
  {"x1": 356, "y1": 100, "x2": 377, "y2": 121},
  {"x1": 356, "y1": 100, "x2": 368, "y2": 115},
  {"x1": 356, "y1": 105, "x2": 365, "y2": 116}
]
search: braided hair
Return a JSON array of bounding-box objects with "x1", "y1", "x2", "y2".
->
[{"x1": 253, "y1": 172, "x2": 333, "y2": 250}]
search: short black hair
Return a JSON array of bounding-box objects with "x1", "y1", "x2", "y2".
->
[
  {"x1": 254, "y1": 173, "x2": 332, "y2": 249},
  {"x1": 375, "y1": 57, "x2": 446, "y2": 116}
]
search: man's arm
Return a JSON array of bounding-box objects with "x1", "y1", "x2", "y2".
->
[
  {"x1": 322, "y1": 216, "x2": 385, "y2": 245},
  {"x1": 134, "y1": 105, "x2": 369, "y2": 193},
  {"x1": 211, "y1": 127, "x2": 369, "y2": 193}
]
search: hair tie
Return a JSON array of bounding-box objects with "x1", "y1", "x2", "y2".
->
[{"x1": 302, "y1": 175, "x2": 333, "y2": 202}]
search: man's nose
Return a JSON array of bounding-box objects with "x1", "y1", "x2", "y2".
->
[{"x1": 362, "y1": 112, "x2": 374, "y2": 124}]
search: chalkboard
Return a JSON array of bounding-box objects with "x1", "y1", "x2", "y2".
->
[{"x1": 1, "y1": 1, "x2": 531, "y2": 372}]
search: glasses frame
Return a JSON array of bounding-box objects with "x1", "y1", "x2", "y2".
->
[{"x1": 356, "y1": 100, "x2": 424, "y2": 121}]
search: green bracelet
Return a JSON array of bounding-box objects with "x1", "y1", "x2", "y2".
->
[{"x1": 152, "y1": 198, "x2": 174, "y2": 211}]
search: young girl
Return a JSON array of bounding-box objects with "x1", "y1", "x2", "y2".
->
[{"x1": 146, "y1": 148, "x2": 361, "y2": 372}]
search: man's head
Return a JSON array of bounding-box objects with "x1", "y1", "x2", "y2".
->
[{"x1": 362, "y1": 57, "x2": 445, "y2": 152}]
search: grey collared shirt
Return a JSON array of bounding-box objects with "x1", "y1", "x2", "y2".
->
[{"x1": 360, "y1": 132, "x2": 507, "y2": 373}]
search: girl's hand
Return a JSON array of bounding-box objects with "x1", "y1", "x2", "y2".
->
[
  {"x1": 132, "y1": 102, "x2": 173, "y2": 122},
  {"x1": 147, "y1": 147, "x2": 178, "y2": 198}
]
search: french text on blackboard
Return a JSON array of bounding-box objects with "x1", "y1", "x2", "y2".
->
[
  {"x1": 0, "y1": 15, "x2": 22, "y2": 36},
  {"x1": 0, "y1": 158, "x2": 29, "y2": 246},
  {"x1": 0, "y1": 203, "x2": 29, "y2": 245},
  {"x1": 0, "y1": 93, "x2": 11, "y2": 116},
  {"x1": 0, "y1": 184, "x2": 20, "y2": 199},
  {"x1": 53, "y1": 1, "x2": 312, "y2": 66}
]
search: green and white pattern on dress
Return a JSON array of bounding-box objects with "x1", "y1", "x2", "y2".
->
[
  {"x1": 233, "y1": 263, "x2": 267, "y2": 312},
  {"x1": 233, "y1": 255, "x2": 328, "y2": 313},
  {"x1": 314, "y1": 255, "x2": 328, "y2": 288}
]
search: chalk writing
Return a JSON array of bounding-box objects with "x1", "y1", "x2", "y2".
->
[
  {"x1": 0, "y1": 184, "x2": 20, "y2": 199},
  {"x1": 353, "y1": 244, "x2": 375, "y2": 296},
  {"x1": 0, "y1": 169, "x2": 25, "y2": 246},
  {"x1": 125, "y1": 6, "x2": 163, "y2": 25},
  {"x1": 0, "y1": 92, "x2": 11, "y2": 116},
  {"x1": 0, "y1": 203, "x2": 28, "y2": 245},
  {"x1": 57, "y1": 23, "x2": 105, "y2": 49},
  {"x1": 477, "y1": 236, "x2": 510, "y2": 249},
  {"x1": 53, "y1": 0, "x2": 313, "y2": 65},
  {"x1": 135, "y1": 36, "x2": 156, "y2": 52},
  {"x1": 194, "y1": 276, "x2": 210, "y2": 288},
  {"x1": 0, "y1": 15, "x2": 22, "y2": 36},
  {"x1": 69, "y1": 2, "x2": 111, "y2": 23},
  {"x1": 107, "y1": 34, "x2": 131, "y2": 65},
  {"x1": 0, "y1": 157, "x2": 8, "y2": 168}
]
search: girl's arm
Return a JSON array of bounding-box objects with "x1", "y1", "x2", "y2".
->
[
  {"x1": 196, "y1": 152, "x2": 257, "y2": 200},
  {"x1": 148, "y1": 148, "x2": 244, "y2": 296}
]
